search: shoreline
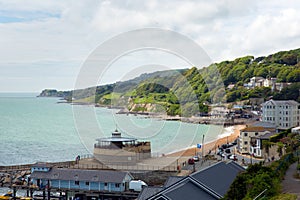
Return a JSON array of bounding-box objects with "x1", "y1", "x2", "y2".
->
[
  {"x1": 166, "y1": 124, "x2": 245, "y2": 157},
  {"x1": 0, "y1": 125, "x2": 245, "y2": 170},
  {"x1": 68, "y1": 102, "x2": 251, "y2": 126}
]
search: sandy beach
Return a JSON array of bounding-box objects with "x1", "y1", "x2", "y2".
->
[{"x1": 167, "y1": 124, "x2": 246, "y2": 157}]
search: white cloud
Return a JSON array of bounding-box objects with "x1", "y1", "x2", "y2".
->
[{"x1": 0, "y1": 0, "x2": 299, "y2": 92}]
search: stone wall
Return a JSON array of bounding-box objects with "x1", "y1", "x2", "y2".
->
[{"x1": 131, "y1": 171, "x2": 178, "y2": 185}]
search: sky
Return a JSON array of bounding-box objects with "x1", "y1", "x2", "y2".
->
[{"x1": 0, "y1": 0, "x2": 300, "y2": 92}]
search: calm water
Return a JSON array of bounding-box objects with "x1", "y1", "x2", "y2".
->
[{"x1": 0, "y1": 93, "x2": 228, "y2": 166}]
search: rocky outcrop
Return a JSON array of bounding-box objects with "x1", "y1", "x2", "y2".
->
[{"x1": 0, "y1": 170, "x2": 31, "y2": 187}]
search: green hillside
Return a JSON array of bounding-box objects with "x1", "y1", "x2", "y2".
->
[{"x1": 39, "y1": 48, "x2": 300, "y2": 116}]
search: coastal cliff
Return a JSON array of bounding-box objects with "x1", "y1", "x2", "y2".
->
[
  {"x1": 38, "y1": 89, "x2": 72, "y2": 98},
  {"x1": 39, "y1": 48, "x2": 300, "y2": 116}
]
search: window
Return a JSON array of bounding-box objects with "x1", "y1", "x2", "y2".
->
[
  {"x1": 104, "y1": 183, "x2": 108, "y2": 186},
  {"x1": 85, "y1": 182, "x2": 89, "y2": 186},
  {"x1": 115, "y1": 183, "x2": 120, "y2": 188},
  {"x1": 244, "y1": 132, "x2": 248, "y2": 137},
  {"x1": 75, "y1": 181, "x2": 79, "y2": 185},
  {"x1": 255, "y1": 132, "x2": 258, "y2": 136},
  {"x1": 244, "y1": 141, "x2": 248, "y2": 145}
]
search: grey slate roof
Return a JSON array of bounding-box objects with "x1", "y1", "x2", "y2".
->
[
  {"x1": 163, "y1": 179, "x2": 218, "y2": 200},
  {"x1": 138, "y1": 186, "x2": 163, "y2": 200},
  {"x1": 251, "y1": 121, "x2": 277, "y2": 129},
  {"x1": 259, "y1": 131, "x2": 277, "y2": 139},
  {"x1": 148, "y1": 176, "x2": 222, "y2": 200},
  {"x1": 143, "y1": 161, "x2": 245, "y2": 200},
  {"x1": 227, "y1": 160, "x2": 246, "y2": 171},
  {"x1": 263, "y1": 99, "x2": 299, "y2": 106},
  {"x1": 190, "y1": 161, "x2": 243, "y2": 197},
  {"x1": 163, "y1": 176, "x2": 184, "y2": 188},
  {"x1": 31, "y1": 168, "x2": 132, "y2": 183}
]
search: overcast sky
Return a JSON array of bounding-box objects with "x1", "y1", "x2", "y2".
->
[{"x1": 0, "y1": 0, "x2": 300, "y2": 92}]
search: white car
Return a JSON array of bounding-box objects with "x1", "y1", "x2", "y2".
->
[
  {"x1": 193, "y1": 156, "x2": 200, "y2": 162},
  {"x1": 229, "y1": 155, "x2": 238, "y2": 161}
]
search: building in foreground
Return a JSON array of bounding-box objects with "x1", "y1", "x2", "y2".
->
[
  {"x1": 262, "y1": 99, "x2": 300, "y2": 130},
  {"x1": 30, "y1": 165, "x2": 134, "y2": 193},
  {"x1": 138, "y1": 161, "x2": 245, "y2": 200}
]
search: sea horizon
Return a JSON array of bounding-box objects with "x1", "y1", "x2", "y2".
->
[{"x1": 0, "y1": 93, "x2": 228, "y2": 166}]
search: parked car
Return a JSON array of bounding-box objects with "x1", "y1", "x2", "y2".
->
[
  {"x1": 188, "y1": 158, "x2": 195, "y2": 165},
  {"x1": 225, "y1": 148, "x2": 231, "y2": 154},
  {"x1": 193, "y1": 156, "x2": 200, "y2": 162},
  {"x1": 217, "y1": 151, "x2": 223, "y2": 156},
  {"x1": 226, "y1": 154, "x2": 232, "y2": 159},
  {"x1": 229, "y1": 155, "x2": 238, "y2": 161},
  {"x1": 220, "y1": 153, "x2": 226, "y2": 158}
]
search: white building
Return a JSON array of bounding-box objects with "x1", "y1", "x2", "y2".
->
[
  {"x1": 238, "y1": 126, "x2": 276, "y2": 154},
  {"x1": 262, "y1": 100, "x2": 300, "y2": 130},
  {"x1": 292, "y1": 126, "x2": 300, "y2": 134}
]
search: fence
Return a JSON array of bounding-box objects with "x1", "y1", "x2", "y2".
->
[
  {"x1": 0, "y1": 153, "x2": 178, "y2": 172},
  {"x1": 0, "y1": 161, "x2": 76, "y2": 172},
  {"x1": 71, "y1": 163, "x2": 177, "y2": 172}
]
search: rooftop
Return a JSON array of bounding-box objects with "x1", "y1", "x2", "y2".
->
[
  {"x1": 251, "y1": 121, "x2": 277, "y2": 129},
  {"x1": 140, "y1": 161, "x2": 245, "y2": 200},
  {"x1": 96, "y1": 129, "x2": 137, "y2": 143},
  {"x1": 263, "y1": 99, "x2": 299, "y2": 106},
  {"x1": 31, "y1": 168, "x2": 132, "y2": 183},
  {"x1": 241, "y1": 126, "x2": 275, "y2": 132},
  {"x1": 259, "y1": 131, "x2": 278, "y2": 140}
]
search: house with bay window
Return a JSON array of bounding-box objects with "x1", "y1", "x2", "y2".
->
[{"x1": 237, "y1": 125, "x2": 276, "y2": 154}]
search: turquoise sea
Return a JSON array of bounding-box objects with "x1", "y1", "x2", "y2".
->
[{"x1": 0, "y1": 93, "x2": 228, "y2": 166}]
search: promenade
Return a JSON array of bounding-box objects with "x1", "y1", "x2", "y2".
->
[{"x1": 282, "y1": 162, "x2": 300, "y2": 199}]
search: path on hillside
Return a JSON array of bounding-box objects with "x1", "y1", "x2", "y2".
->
[{"x1": 282, "y1": 162, "x2": 300, "y2": 199}]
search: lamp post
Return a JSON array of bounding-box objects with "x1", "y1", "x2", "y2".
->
[{"x1": 202, "y1": 134, "x2": 205, "y2": 159}]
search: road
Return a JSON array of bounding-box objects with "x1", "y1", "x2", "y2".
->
[
  {"x1": 181, "y1": 145, "x2": 264, "y2": 171},
  {"x1": 282, "y1": 162, "x2": 300, "y2": 199}
]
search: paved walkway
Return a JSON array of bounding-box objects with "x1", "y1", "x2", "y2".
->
[{"x1": 282, "y1": 162, "x2": 300, "y2": 199}]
